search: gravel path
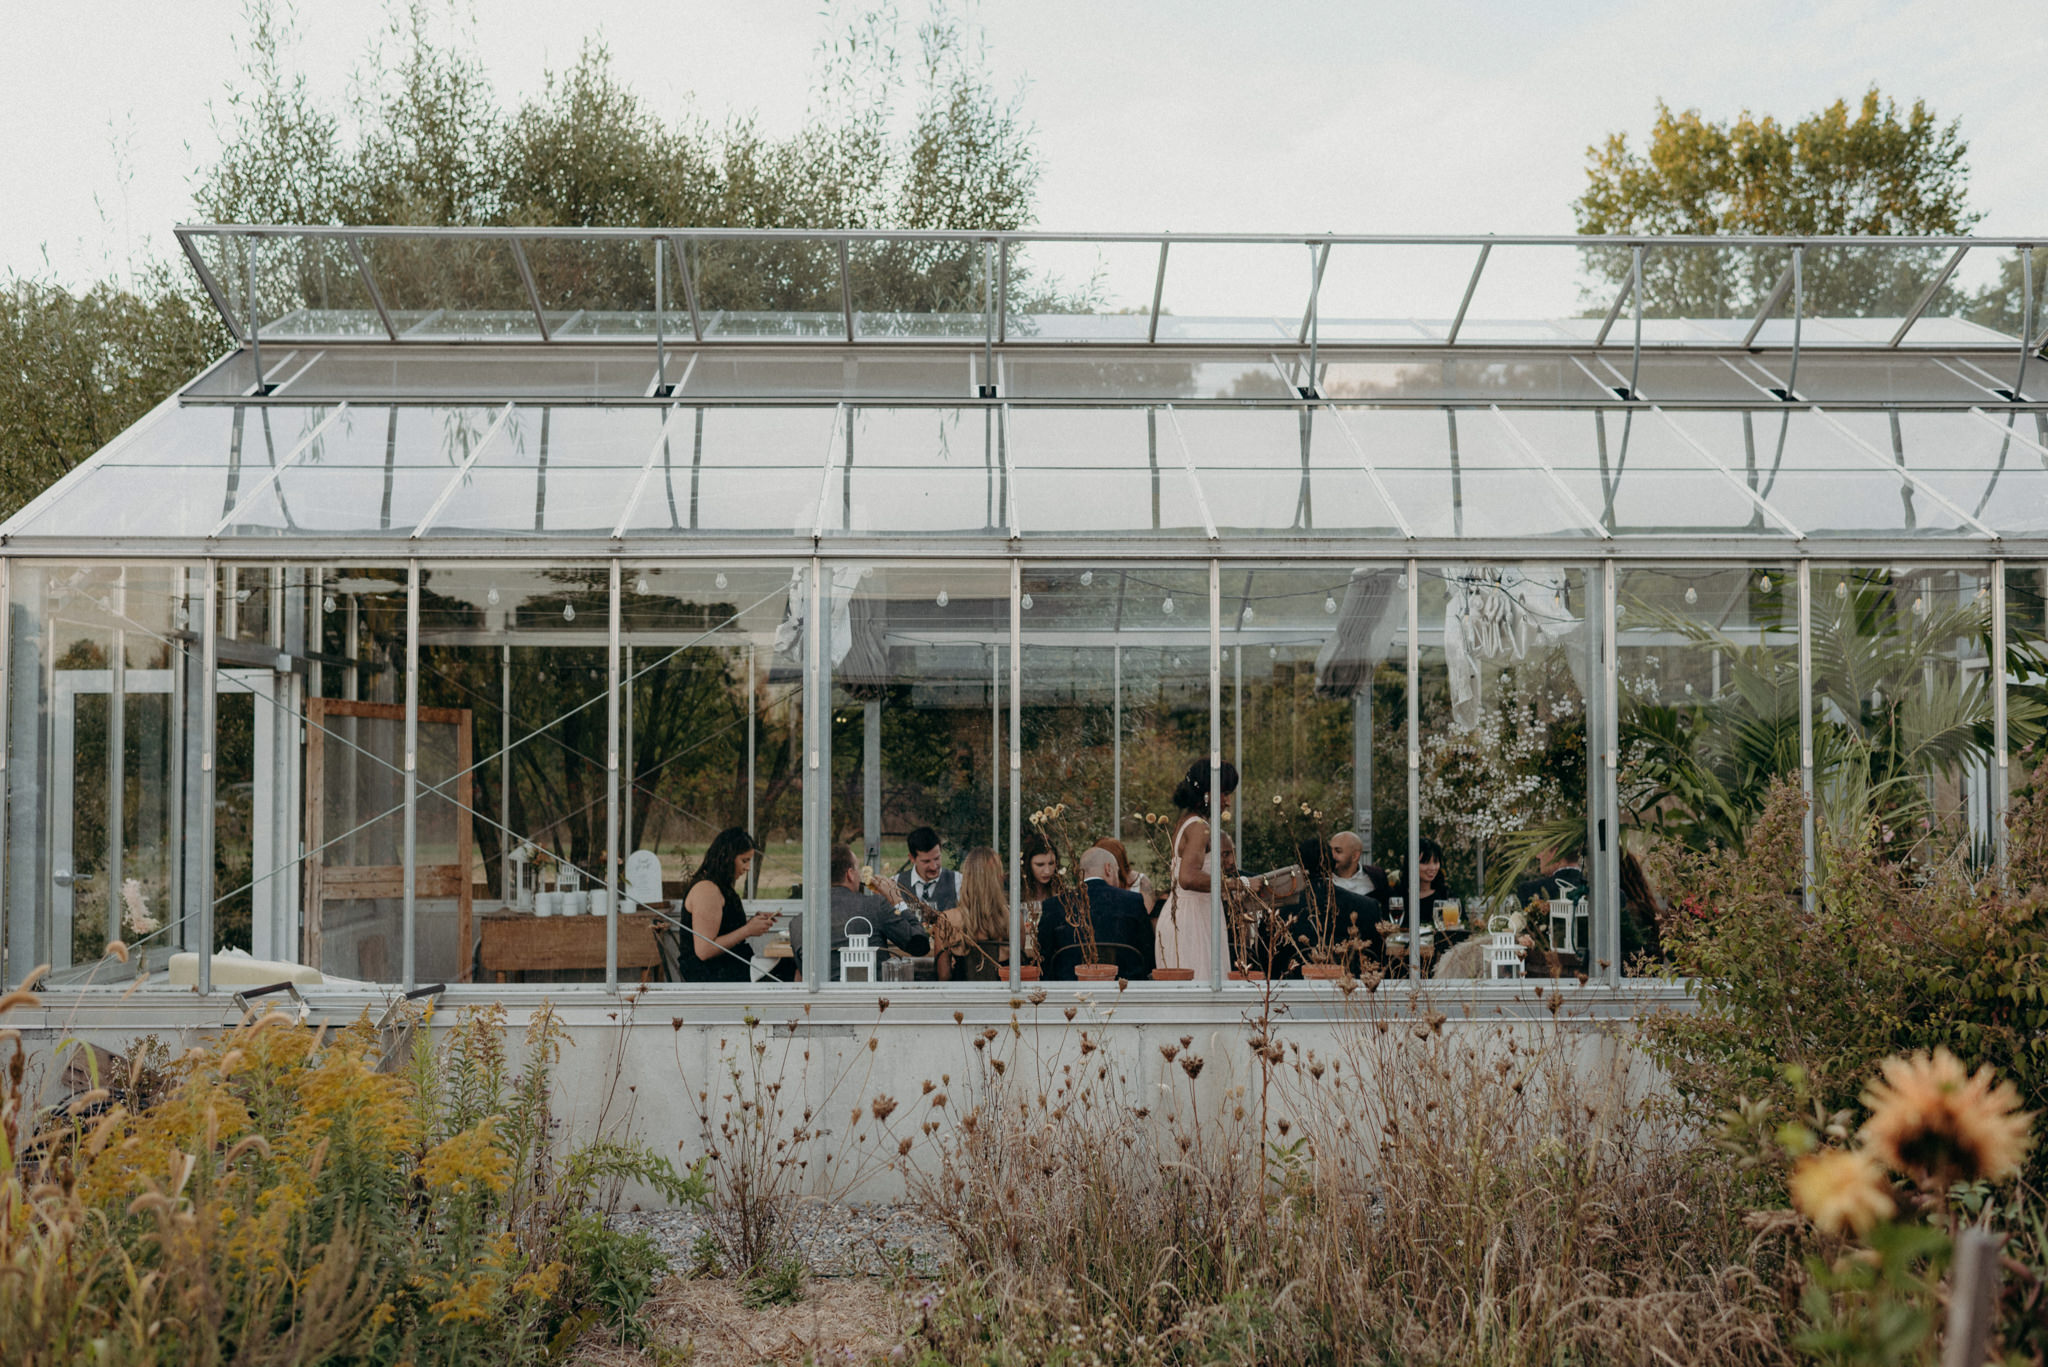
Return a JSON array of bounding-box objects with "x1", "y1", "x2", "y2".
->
[{"x1": 613, "y1": 1200, "x2": 956, "y2": 1278}]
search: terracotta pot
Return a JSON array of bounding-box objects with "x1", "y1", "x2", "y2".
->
[
  {"x1": 1151, "y1": 967, "x2": 1196, "y2": 982},
  {"x1": 1226, "y1": 970, "x2": 1268, "y2": 981},
  {"x1": 1015, "y1": 965, "x2": 1042, "y2": 982},
  {"x1": 1300, "y1": 963, "x2": 1347, "y2": 981},
  {"x1": 1074, "y1": 963, "x2": 1119, "y2": 981}
]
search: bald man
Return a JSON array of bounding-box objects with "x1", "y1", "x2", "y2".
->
[
  {"x1": 1330, "y1": 831, "x2": 1374, "y2": 898},
  {"x1": 1038, "y1": 845, "x2": 1154, "y2": 981}
]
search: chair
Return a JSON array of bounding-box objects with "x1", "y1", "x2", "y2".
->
[{"x1": 1484, "y1": 931, "x2": 1524, "y2": 979}]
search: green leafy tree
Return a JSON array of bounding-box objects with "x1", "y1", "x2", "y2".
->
[{"x1": 1574, "y1": 89, "x2": 1983, "y2": 319}]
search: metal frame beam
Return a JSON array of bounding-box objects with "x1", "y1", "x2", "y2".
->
[
  {"x1": 509, "y1": 238, "x2": 551, "y2": 342},
  {"x1": 1888, "y1": 244, "x2": 1969, "y2": 347}
]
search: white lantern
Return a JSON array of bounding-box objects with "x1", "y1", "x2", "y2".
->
[
  {"x1": 508, "y1": 842, "x2": 536, "y2": 912},
  {"x1": 841, "y1": 916, "x2": 878, "y2": 983}
]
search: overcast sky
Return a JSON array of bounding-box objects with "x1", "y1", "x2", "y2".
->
[{"x1": 4, "y1": 0, "x2": 2043, "y2": 314}]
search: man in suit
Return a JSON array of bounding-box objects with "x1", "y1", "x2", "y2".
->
[
  {"x1": 1290, "y1": 836, "x2": 1386, "y2": 972},
  {"x1": 1039, "y1": 846, "x2": 1154, "y2": 981},
  {"x1": 895, "y1": 826, "x2": 960, "y2": 913},
  {"x1": 1514, "y1": 838, "x2": 1588, "y2": 906},
  {"x1": 827, "y1": 844, "x2": 930, "y2": 979}
]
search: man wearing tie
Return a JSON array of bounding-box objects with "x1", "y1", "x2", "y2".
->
[{"x1": 896, "y1": 826, "x2": 960, "y2": 913}]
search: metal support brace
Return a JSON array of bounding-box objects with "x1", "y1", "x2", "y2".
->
[
  {"x1": 198, "y1": 562, "x2": 220, "y2": 994},
  {"x1": 509, "y1": 238, "x2": 551, "y2": 341},
  {"x1": 1008, "y1": 559, "x2": 1022, "y2": 986},
  {"x1": 1405, "y1": 559, "x2": 1421, "y2": 977},
  {"x1": 1208, "y1": 558, "x2": 1223, "y2": 990},
  {"x1": 1993, "y1": 562, "x2": 2009, "y2": 875},
  {"x1": 401, "y1": 559, "x2": 420, "y2": 990},
  {"x1": 346, "y1": 237, "x2": 399, "y2": 342},
  {"x1": 1889, "y1": 244, "x2": 1969, "y2": 347},
  {"x1": 1446, "y1": 243, "x2": 1490, "y2": 344},
  {"x1": 1797, "y1": 559, "x2": 1815, "y2": 913},
  {"x1": 1148, "y1": 240, "x2": 1170, "y2": 345},
  {"x1": 605, "y1": 559, "x2": 621, "y2": 989}
]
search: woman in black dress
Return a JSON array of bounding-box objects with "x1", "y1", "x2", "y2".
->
[{"x1": 681, "y1": 828, "x2": 776, "y2": 984}]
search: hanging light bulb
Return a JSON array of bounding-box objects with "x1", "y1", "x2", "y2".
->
[
  {"x1": 1397, "y1": 574, "x2": 1407, "y2": 589},
  {"x1": 634, "y1": 576, "x2": 650, "y2": 595},
  {"x1": 235, "y1": 588, "x2": 252, "y2": 603},
  {"x1": 562, "y1": 602, "x2": 576, "y2": 622},
  {"x1": 936, "y1": 589, "x2": 950, "y2": 607},
  {"x1": 1913, "y1": 595, "x2": 1927, "y2": 617},
  {"x1": 1172, "y1": 655, "x2": 1183, "y2": 668},
  {"x1": 1079, "y1": 570, "x2": 1094, "y2": 586},
  {"x1": 1615, "y1": 603, "x2": 1627, "y2": 620},
  {"x1": 323, "y1": 595, "x2": 337, "y2": 613},
  {"x1": 1683, "y1": 586, "x2": 1697, "y2": 605},
  {"x1": 1268, "y1": 645, "x2": 1278, "y2": 660},
  {"x1": 1324, "y1": 596, "x2": 1338, "y2": 614},
  {"x1": 1021, "y1": 593, "x2": 1034, "y2": 610},
  {"x1": 1836, "y1": 580, "x2": 1849, "y2": 601},
  {"x1": 1241, "y1": 606, "x2": 1255, "y2": 623},
  {"x1": 1162, "y1": 596, "x2": 1175, "y2": 615},
  {"x1": 1684, "y1": 681, "x2": 1694, "y2": 695},
  {"x1": 1758, "y1": 574, "x2": 1773, "y2": 593},
  {"x1": 714, "y1": 572, "x2": 728, "y2": 590},
  {"x1": 486, "y1": 586, "x2": 500, "y2": 606}
]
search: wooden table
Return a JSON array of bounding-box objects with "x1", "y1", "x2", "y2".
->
[{"x1": 479, "y1": 911, "x2": 664, "y2": 983}]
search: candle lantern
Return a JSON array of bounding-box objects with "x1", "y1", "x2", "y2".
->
[{"x1": 841, "y1": 916, "x2": 878, "y2": 983}]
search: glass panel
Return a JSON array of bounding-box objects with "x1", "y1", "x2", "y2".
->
[
  {"x1": 413, "y1": 564, "x2": 611, "y2": 984},
  {"x1": 1798, "y1": 243, "x2": 1961, "y2": 336},
  {"x1": 1003, "y1": 355, "x2": 1292, "y2": 400},
  {"x1": 523, "y1": 236, "x2": 658, "y2": 337},
  {"x1": 1505, "y1": 409, "x2": 1782, "y2": 537},
  {"x1": 1152, "y1": 242, "x2": 1310, "y2": 343},
  {"x1": 428, "y1": 407, "x2": 664, "y2": 535},
  {"x1": 1320, "y1": 355, "x2": 1618, "y2": 403},
  {"x1": 827, "y1": 562, "x2": 1007, "y2": 984},
  {"x1": 2004, "y1": 564, "x2": 2048, "y2": 779},
  {"x1": 254, "y1": 234, "x2": 387, "y2": 339},
  {"x1": 223, "y1": 406, "x2": 500, "y2": 538},
  {"x1": 185, "y1": 231, "x2": 252, "y2": 334},
  {"x1": 820, "y1": 408, "x2": 1008, "y2": 538},
  {"x1": 1018, "y1": 564, "x2": 1211, "y2": 981},
  {"x1": 849, "y1": 239, "x2": 988, "y2": 339},
  {"x1": 688, "y1": 238, "x2": 843, "y2": 339},
  {"x1": 1338, "y1": 408, "x2": 1598, "y2": 539},
  {"x1": 1633, "y1": 242, "x2": 1794, "y2": 343},
  {"x1": 4, "y1": 563, "x2": 202, "y2": 985},
  {"x1": 1783, "y1": 357, "x2": 2004, "y2": 402},
  {"x1": 682, "y1": 352, "x2": 973, "y2": 398},
  {"x1": 1959, "y1": 246, "x2": 2048, "y2": 353},
  {"x1": 1615, "y1": 565, "x2": 1797, "y2": 974},
  {"x1": 1455, "y1": 244, "x2": 1606, "y2": 346},
  {"x1": 1001, "y1": 240, "x2": 1160, "y2": 343},
  {"x1": 356, "y1": 234, "x2": 542, "y2": 339},
  {"x1": 1312, "y1": 243, "x2": 1494, "y2": 343},
  {"x1": 1222, "y1": 565, "x2": 1402, "y2": 977},
  {"x1": 1412, "y1": 564, "x2": 1592, "y2": 980},
  {"x1": 1173, "y1": 407, "x2": 1402, "y2": 536},
  {"x1": 1809, "y1": 565, "x2": 1995, "y2": 867},
  {"x1": 618, "y1": 407, "x2": 835, "y2": 537},
  {"x1": 1006, "y1": 407, "x2": 1208, "y2": 536}
]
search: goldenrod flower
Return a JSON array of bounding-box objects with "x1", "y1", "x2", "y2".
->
[
  {"x1": 1790, "y1": 1149, "x2": 1894, "y2": 1237},
  {"x1": 1859, "y1": 1048, "x2": 2034, "y2": 1187}
]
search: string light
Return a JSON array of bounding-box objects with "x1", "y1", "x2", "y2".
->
[
  {"x1": 714, "y1": 572, "x2": 728, "y2": 590},
  {"x1": 1758, "y1": 574, "x2": 1772, "y2": 592},
  {"x1": 936, "y1": 589, "x2": 949, "y2": 607},
  {"x1": 634, "y1": 576, "x2": 650, "y2": 595},
  {"x1": 1268, "y1": 645, "x2": 1278, "y2": 659},
  {"x1": 1021, "y1": 593, "x2": 1034, "y2": 610},
  {"x1": 1324, "y1": 596, "x2": 1337, "y2": 614},
  {"x1": 1836, "y1": 581, "x2": 1849, "y2": 600},
  {"x1": 1079, "y1": 570, "x2": 1093, "y2": 586},
  {"x1": 1161, "y1": 597, "x2": 1174, "y2": 615},
  {"x1": 562, "y1": 602, "x2": 576, "y2": 622},
  {"x1": 486, "y1": 586, "x2": 500, "y2": 606},
  {"x1": 1683, "y1": 586, "x2": 1697, "y2": 605},
  {"x1": 323, "y1": 595, "x2": 337, "y2": 613},
  {"x1": 1241, "y1": 606, "x2": 1255, "y2": 623}
]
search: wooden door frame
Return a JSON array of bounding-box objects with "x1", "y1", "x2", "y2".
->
[{"x1": 304, "y1": 697, "x2": 475, "y2": 982}]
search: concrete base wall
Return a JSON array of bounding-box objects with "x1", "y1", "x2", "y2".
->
[{"x1": 10, "y1": 979, "x2": 1692, "y2": 1206}]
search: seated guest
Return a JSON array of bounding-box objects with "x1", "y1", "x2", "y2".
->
[
  {"x1": 1514, "y1": 838, "x2": 1588, "y2": 907},
  {"x1": 896, "y1": 827, "x2": 960, "y2": 911},
  {"x1": 1091, "y1": 837, "x2": 1157, "y2": 915},
  {"x1": 1039, "y1": 846, "x2": 1153, "y2": 981},
  {"x1": 1019, "y1": 831, "x2": 1059, "y2": 906},
  {"x1": 1361, "y1": 836, "x2": 1449, "y2": 929},
  {"x1": 681, "y1": 828, "x2": 777, "y2": 984},
  {"x1": 937, "y1": 847, "x2": 1012, "y2": 981},
  {"x1": 1289, "y1": 836, "x2": 1385, "y2": 973},
  {"x1": 827, "y1": 844, "x2": 931, "y2": 978},
  {"x1": 1330, "y1": 831, "x2": 1374, "y2": 898}
]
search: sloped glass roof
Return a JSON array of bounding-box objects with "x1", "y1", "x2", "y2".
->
[{"x1": 5, "y1": 226, "x2": 2044, "y2": 555}]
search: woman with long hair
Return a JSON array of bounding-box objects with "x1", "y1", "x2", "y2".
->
[
  {"x1": 1019, "y1": 830, "x2": 1058, "y2": 904},
  {"x1": 1159, "y1": 758, "x2": 1240, "y2": 979},
  {"x1": 938, "y1": 846, "x2": 1011, "y2": 981},
  {"x1": 680, "y1": 827, "x2": 776, "y2": 984}
]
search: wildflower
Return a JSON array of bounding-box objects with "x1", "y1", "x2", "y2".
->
[
  {"x1": 1300, "y1": 803, "x2": 1312, "y2": 815},
  {"x1": 870, "y1": 1094, "x2": 899, "y2": 1122},
  {"x1": 1272, "y1": 794, "x2": 1283, "y2": 806},
  {"x1": 1790, "y1": 1149, "x2": 1895, "y2": 1237},
  {"x1": 1312, "y1": 810, "x2": 1323, "y2": 821},
  {"x1": 1859, "y1": 1049, "x2": 2034, "y2": 1187}
]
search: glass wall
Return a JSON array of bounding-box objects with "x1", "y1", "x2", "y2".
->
[
  {"x1": 1615, "y1": 565, "x2": 1797, "y2": 974},
  {"x1": 5, "y1": 563, "x2": 201, "y2": 983}
]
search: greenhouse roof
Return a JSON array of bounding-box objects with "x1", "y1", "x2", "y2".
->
[{"x1": 4, "y1": 226, "x2": 2045, "y2": 558}]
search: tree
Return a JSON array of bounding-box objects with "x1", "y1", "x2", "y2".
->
[{"x1": 1574, "y1": 89, "x2": 1981, "y2": 319}]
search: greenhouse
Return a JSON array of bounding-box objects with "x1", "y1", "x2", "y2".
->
[{"x1": 4, "y1": 224, "x2": 2046, "y2": 1004}]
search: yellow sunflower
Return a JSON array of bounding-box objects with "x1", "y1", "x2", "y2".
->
[
  {"x1": 1789, "y1": 1149, "x2": 1894, "y2": 1237},
  {"x1": 1859, "y1": 1048, "x2": 2034, "y2": 1187}
]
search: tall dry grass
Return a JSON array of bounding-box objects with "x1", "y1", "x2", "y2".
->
[{"x1": 899, "y1": 984, "x2": 1795, "y2": 1366}]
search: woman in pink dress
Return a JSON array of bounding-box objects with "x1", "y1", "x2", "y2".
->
[{"x1": 1158, "y1": 759, "x2": 1239, "y2": 980}]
